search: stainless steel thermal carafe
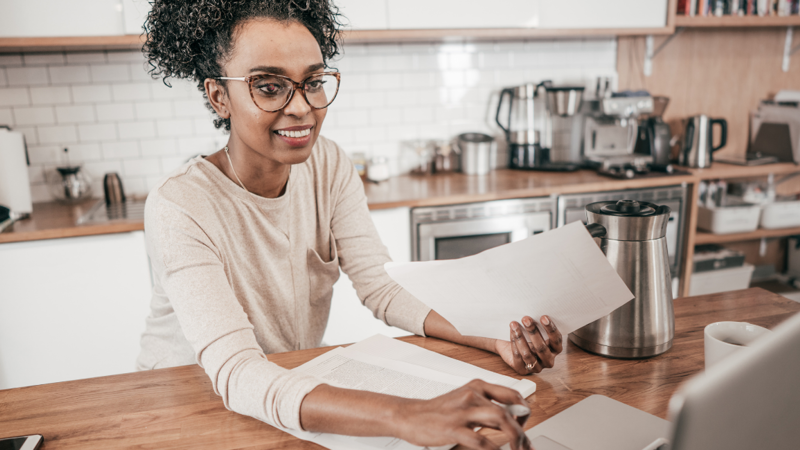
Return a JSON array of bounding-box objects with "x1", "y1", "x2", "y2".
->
[
  {"x1": 570, "y1": 200, "x2": 675, "y2": 359},
  {"x1": 679, "y1": 115, "x2": 727, "y2": 168}
]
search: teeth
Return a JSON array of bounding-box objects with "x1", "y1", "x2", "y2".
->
[{"x1": 277, "y1": 128, "x2": 311, "y2": 138}]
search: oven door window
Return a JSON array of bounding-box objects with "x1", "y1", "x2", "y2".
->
[{"x1": 435, "y1": 233, "x2": 511, "y2": 260}]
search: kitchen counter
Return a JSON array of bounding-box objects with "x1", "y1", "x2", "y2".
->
[
  {"x1": 2, "y1": 162, "x2": 798, "y2": 244},
  {"x1": 1, "y1": 288, "x2": 797, "y2": 449}
]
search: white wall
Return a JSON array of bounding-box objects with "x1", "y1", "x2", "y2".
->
[{"x1": 0, "y1": 39, "x2": 617, "y2": 202}]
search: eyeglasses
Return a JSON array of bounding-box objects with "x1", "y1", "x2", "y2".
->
[{"x1": 216, "y1": 71, "x2": 341, "y2": 113}]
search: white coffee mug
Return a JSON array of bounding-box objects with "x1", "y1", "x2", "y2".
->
[{"x1": 704, "y1": 321, "x2": 771, "y2": 369}]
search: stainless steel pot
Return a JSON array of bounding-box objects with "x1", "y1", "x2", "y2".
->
[{"x1": 570, "y1": 199, "x2": 675, "y2": 359}]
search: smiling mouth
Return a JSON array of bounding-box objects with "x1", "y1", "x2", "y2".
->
[{"x1": 276, "y1": 128, "x2": 312, "y2": 138}]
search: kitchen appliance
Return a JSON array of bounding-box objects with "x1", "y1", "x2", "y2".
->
[
  {"x1": 583, "y1": 95, "x2": 655, "y2": 165},
  {"x1": 678, "y1": 115, "x2": 727, "y2": 168},
  {"x1": 0, "y1": 126, "x2": 33, "y2": 220},
  {"x1": 495, "y1": 82, "x2": 583, "y2": 171},
  {"x1": 454, "y1": 133, "x2": 493, "y2": 175},
  {"x1": 432, "y1": 140, "x2": 460, "y2": 174},
  {"x1": 556, "y1": 185, "x2": 686, "y2": 291},
  {"x1": 749, "y1": 90, "x2": 800, "y2": 164},
  {"x1": 103, "y1": 172, "x2": 126, "y2": 205},
  {"x1": 411, "y1": 197, "x2": 554, "y2": 261},
  {"x1": 634, "y1": 96, "x2": 672, "y2": 166},
  {"x1": 543, "y1": 85, "x2": 586, "y2": 170},
  {"x1": 45, "y1": 148, "x2": 92, "y2": 203},
  {"x1": 570, "y1": 199, "x2": 674, "y2": 358}
]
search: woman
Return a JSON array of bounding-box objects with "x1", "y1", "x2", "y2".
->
[{"x1": 138, "y1": 1, "x2": 562, "y2": 449}]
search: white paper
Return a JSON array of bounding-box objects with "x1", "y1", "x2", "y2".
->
[
  {"x1": 287, "y1": 334, "x2": 536, "y2": 450},
  {"x1": 386, "y1": 221, "x2": 634, "y2": 341}
]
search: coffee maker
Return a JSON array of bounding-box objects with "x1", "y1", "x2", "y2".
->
[
  {"x1": 582, "y1": 94, "x2": 658, "y2": 177},
  {"x1": 634, "y1": 96, "x2": 672, "y2": 166},
  {"x1": 495, "y1": 81, "x2": 584, "y2": 171}
]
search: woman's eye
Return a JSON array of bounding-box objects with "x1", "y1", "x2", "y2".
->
[
  {"x1": 255, "y1": 83, "x2": 284, "y2": 95},
  {"x1": 305, "y1": 80, "x2": 325, "y2": 91}
]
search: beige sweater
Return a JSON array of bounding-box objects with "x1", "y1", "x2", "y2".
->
[{"x1": 137, "y1": 136, "x2": 431, "y2": 431}]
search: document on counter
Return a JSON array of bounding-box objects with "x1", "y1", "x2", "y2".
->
[
  {"x1": 385, "y1": 221, "x2": 634, "y2": 341},
  {"x1": 286, "y1": 334, "x2": 536, "y2": 450}
]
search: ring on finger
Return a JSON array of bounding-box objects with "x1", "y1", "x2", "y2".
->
[{"x1": 525, "y1": 360, "x2": 537, "y2": 372}]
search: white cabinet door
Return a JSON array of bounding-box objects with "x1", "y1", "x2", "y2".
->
[
  {"x1": 335, "y1": 0, "x2": 389, "y2": 30},
  {"x1": 538, "y1": 0, "x2": 668, "y2": 29},
  {"x1": 0, "y1": 232, "x2": 152, "y2": 390},
  {"x1": 122, "y1": 0, "x2": 152, "y2": 35},
  {"x1": 386, "y1": 0, "x2": 539, "y2": 29},
  {"x1": 322, "y1": 207, "x2": 413, "y2": 346},
  {"x1": 0, "y1": 0, "x2": 125, "y2": 37}
]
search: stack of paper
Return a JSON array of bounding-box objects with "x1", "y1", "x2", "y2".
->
[
  {"x1": 385, "y1": 221, "x2": 634, "y2": 341},
  {"x1": 288, "y1": 334, "x2": 536, "y2": 450}
]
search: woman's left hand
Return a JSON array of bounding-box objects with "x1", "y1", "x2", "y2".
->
[{"x1": 495, "y1": 315, "x2": 563, "y2": 375}]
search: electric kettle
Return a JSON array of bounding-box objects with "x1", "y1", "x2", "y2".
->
[{"x1": 570, "y1": 199, "x2": 675, "y2": 359}]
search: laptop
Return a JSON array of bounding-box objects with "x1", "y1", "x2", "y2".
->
[{"x1": 504, "y1": 311, "x2": 800, "y2": 450}]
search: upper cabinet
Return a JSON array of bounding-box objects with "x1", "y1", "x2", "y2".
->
[
  {"x1": 0, "y1": 0, "x2": 126, "y2": 37},
  {"x1": 538, "y1": 0, "x2": 669, "y2": 29},
  {"x1": 385, "y1": 0, "x2": 538, "y2": 29},
  {"x1": 336, "y1": 0, "x2": 389, "y2": 30}
]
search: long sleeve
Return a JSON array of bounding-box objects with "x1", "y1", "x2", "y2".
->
[
  {"x1": 326, "y1": 143, "x2": 432, "y2": 336},
  {"x1": 145, "y1": 192, "x2": 323, "y2": 431}
]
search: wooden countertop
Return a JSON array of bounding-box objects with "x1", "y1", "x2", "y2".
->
[
  {"x1": 1, "y1": 288, "x2": 797, "y2": 449},
  {"x1": 3, "y1": 162, "x2": 798, "y2": 244}
]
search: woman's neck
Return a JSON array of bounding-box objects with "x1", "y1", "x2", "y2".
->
[{"x1": 209, "y1": 139, "x2": 290, "y2": 199}]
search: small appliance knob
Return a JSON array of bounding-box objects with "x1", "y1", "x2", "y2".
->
[{"x1": 615, "y1": 199, "x2": 640, "y2": 213}]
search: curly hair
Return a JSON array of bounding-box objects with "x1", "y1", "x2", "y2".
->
[{"x1": 143, "y1": 0, "x2": 344, "y2": 131}]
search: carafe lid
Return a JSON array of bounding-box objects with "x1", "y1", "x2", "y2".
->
[{"x1": 586, "y1": 200, "x2": 670, "y2": 241}]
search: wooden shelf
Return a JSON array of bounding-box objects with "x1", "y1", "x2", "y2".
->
[
  {"x1": 0, "y1": 35, "x2": 145, "y2": 53},
  {"x1": 0, "y1": 26, "x2": 676, "y2": 53},
  {"x1": 690, "y1": 162, "x2": 800, "y2": 180},
  {"x1": 674, "y1": 14, "x2": 800, "y2": 27},
  {"x1": 695, "y1": 226, "x2": 800, "y2": 244}
]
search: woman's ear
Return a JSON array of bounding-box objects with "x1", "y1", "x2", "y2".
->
[{"x1": 204, "y1": 78, "x2": 231, "y2": 119}]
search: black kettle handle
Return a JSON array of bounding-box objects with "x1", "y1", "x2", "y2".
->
[
  {"x1": 495, "y1": 88, "x2": 514, "y2": 136},
  {"x1": 585, "y1": 223, "x2": 607, "y2": 238},
  {"x1": 710, "y1": 118, "x2": 727, "y2": 153}
]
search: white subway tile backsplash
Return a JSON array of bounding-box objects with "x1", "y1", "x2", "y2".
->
[
  {"x1": 78, "y1": 123, "x2": 117, "y2": 141},
  {"x1": 160, "y1": 155, "x2": 189, "y2": 172},
  {"x1": 102, "y1": 141, "x2": 140, "y2": 159},
  {"x1": 90, "y1": 64, "x2": 131, "y2": 83},
  {"x1": 15, "y1": 126, "x2": 38, "y2": 145},
  {"x1": 67, "y1": 143, "x2": 103, "y2": 161},
  {"x1": 172, "y1": 99, "x2": 209, "y2": 117},
  {"x1": 123, "y1": 157, "x2": 162, "y2": 177},
  {"x1": 66, "y1": 52, "x2": 107, "y2": 65},
  {"x1": 107, "y1": 51, "x2": 145, "y2": 63},
  {"x1": 49, "y1": 66, "x2": 91, "y2": 85},
  {"x1": 26, "y1": 145, "x2": 61, "y2": 165},
  {"x1": 156, "y1": 118, "x2": 194, "y2": 137},
  {"x1": 2, "y1": 41, "x2": 617, "y2": 201},
  {"x1": 23, "y1": 53, "x2": 66, "y2": 66},
  {"x1": 135, "y1": 101, "x2": 174, "y2": 119},
  {"x1": 55, "y1": 105, "x2": 96, "y2": 124},
  {"x1": 13, "y1": 106, "x2": 56, "y2": 126},
  {"x1": 0, "y1": 108, "x2": 13, "y2": 126},
  {"x1": 0, "y1": 54, "x2": 23, "y2": 66},
  {"x1": 38, "y1": 125, "x2": 78, "y2": 145},
  {"x1": 96, "y1": 102, "x2": 135, "y2": 122},
  {"x1": 30, "y1": 86, "x2": 72, "y2": 105},
  {"x1": 72, "y1": 84, "x2": 112, "y2": 104},
  {"x1": 111, "y1": 83, "x2": 152, "y2": 102},
  {"x1": 28, "y1": 165, "x2": 45, "y2": 184},
  {"x1": 141, "y1": 138, "x2": 179, "y2": 157},
  {"x1": 7, "y1": 67, "x2": 48, "y2": 86},
  {"x1": 0, "y1": 88, "x2": 29, "y2": 107},
  {"x1": 117, "y1": 121, "x2": 156, "y2": 140}
]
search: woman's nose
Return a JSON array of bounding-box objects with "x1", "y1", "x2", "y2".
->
[{"x1": 282, "y1": 88, "x2": 312, "y2": 117}]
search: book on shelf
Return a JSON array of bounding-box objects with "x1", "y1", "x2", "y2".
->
[{"x1": 678, "y1": 0, "x2": 799, "y2": 14}]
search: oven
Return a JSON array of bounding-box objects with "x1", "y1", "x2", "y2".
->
[
  {"x1": 411, "y1": 197, "x2": 554, "y2": 261},
  {"x1": 556, "y1": 185, "x2": 687, "y2": 282}
]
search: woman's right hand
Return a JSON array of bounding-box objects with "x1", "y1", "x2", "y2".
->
[{"x1": 393, "y1": 379, "x2": 531, "y2": 450}]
